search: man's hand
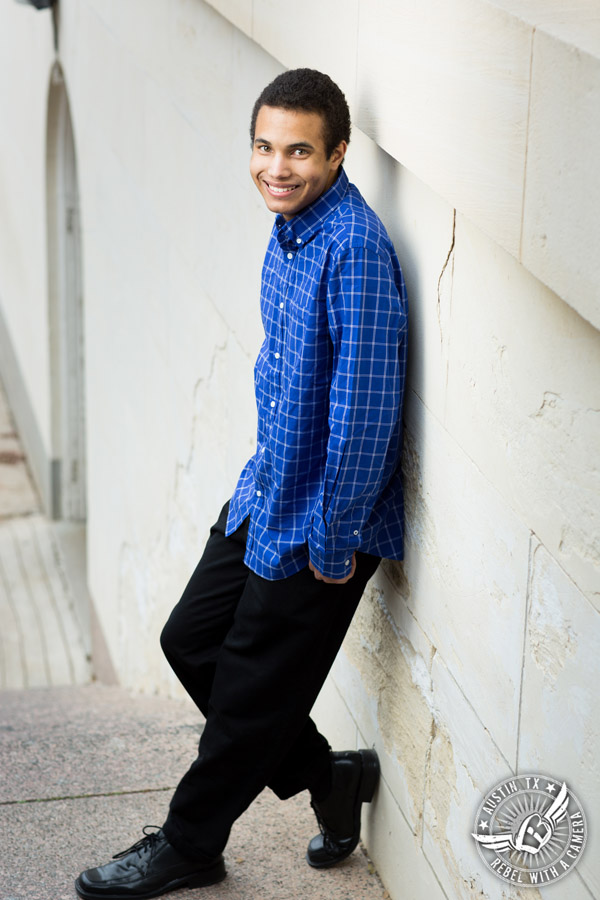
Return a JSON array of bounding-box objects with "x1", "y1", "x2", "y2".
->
[{"x1": 309, "y1": 553, "x2": 356, "y2": 584}]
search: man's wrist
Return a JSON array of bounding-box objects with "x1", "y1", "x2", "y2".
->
[
  {"x1": 308, "y1": 542, "x2": 356, "y2": 581},
  {"x1": 309, "y1": 553, "x2": 357, "y2": 583}
]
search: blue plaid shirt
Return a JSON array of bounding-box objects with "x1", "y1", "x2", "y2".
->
[{"x1": 227, "y1": 168, "x2": 408, "y2": 580}]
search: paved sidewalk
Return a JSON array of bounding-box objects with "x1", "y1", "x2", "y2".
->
[
  {"x1": 0, "y1": 686, "x2": 388, "y2": 900},
  {"x1": 0, "y1": 380, "x2": 388, "y2": 900}
]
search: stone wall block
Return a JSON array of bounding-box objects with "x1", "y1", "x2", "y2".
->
[
  {"x1": 0, "y1": 0, "x2": 55, "y2": 444},
  {"x1": 90, "y1": 0, "x2": 171, "y2": 84},
  {"x1": 166, "y1": 0, "x2": 235, "y2": 141},
  {"x1": 252, "y1": 0, "x2": 360, "y2": 111},
  {"x1": 231, "y1": 25, "x2": 284, "y2": 157},
  {"x1": 424, "y1": 654, "x2": 524, "y2": 900},
  {"x1": 333, "y1": 584, "x2": 436, "y2": 836},
  {"x1": 445, "y1": 216, "x2": 600, "y2": 607},
  {"x1": 362, "y1": 775, "x2": 448, "y2": 900},
  {"x1": 374, "y1": 562, "x2": 436, "y2": 673},
  {"x1": 401, "y1": 389, "x2": 530, "y2": 763},
  {"x1": 345, "y1": 131, "x2": 456, "y2": 425},
  {"x1": 75, "y1": 3, "x2": 128, "y2": 144},
  {"x1": 200, "y1": 0, "x2": 600, "y2": 310},
  {"x1": 203, "y1": 0, "x2": 253, "y2": 36},
  {"x1": 143, "y1": 57, "x2": 266, "y2": 348},
  {"x1": 519, "y1": 541, "x2": 599, "y2": 896},
  {"x1": 141, "y1": 87, "x2": 210, "y2": 278},
  {"x1": 101, "y1": 330, "x2": 253, "y2": 693},
  {"x1": 356, "y1": 0, "x2": 531, "y2": 258},
  {"x1": 311, "y1": 676, "x2": 359, "y2": 753},
  {"x1": 521, "y1": 27, "x2": 600, "y2": 331}
]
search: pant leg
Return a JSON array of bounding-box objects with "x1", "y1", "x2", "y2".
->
[
  {"x1": 162, "y1": 551, "x2": 380, "y2": 861},
  {"x1": 266, "y1": 555, "x2": 379, "y2": 800},
  {"x1": 160, "y1": 501, "x2": 249, "y2": 715},
  {"x1": 160, "y1": 499, "x2": 334, "y2": 805}
]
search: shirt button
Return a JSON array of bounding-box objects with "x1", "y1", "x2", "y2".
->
[
  {"x1": 345, "y1": 559, "x2": 350, "y2": 566},
  {"x1": 296, "y1": 237, "x2": 302, "y2": 244},
  {"x1": 287, "y1": 252, "x2": 293, "y2": 260},
  {"x1": 274, "y1": 352, "x2": 280, "y2": 359},
  {"x1": 270, "y1": 400, "x2": 276, "y2": 408},
  {"x1": 279, "y1": 302, "x2": 284, "y2": 309},
  {"x1": 256, "y1": 490, "x2": 262, "y2": 497},
  {"x1": 353, "y1": 530, "x2": 359, "y2": 536}
]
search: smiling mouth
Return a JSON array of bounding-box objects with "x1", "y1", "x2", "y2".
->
[{"x1": 264, "y1": 181, "x2": 299, "y2": 195}]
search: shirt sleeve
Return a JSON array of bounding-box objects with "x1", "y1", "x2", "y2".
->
[{"x1": 307, "y1": 245, "x2": 406, "y2": 578}]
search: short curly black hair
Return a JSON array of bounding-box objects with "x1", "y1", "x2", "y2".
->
[{"x1": 250, "y1": 68, "x2": 351, "y2": 158}]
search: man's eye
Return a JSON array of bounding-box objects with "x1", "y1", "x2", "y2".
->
[
  {"x1": 293, "y1": 149, "x2": 308, "y2": 157},
  {"x1": 258, "y1": 145, "x2": 271, "y2": 152}
]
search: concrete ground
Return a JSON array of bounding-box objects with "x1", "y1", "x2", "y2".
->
[{"x1": 0, "y1": 379, "x2": 388, "y2": 900}]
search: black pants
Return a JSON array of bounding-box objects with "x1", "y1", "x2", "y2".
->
[{"x1": 160, "y1": 501, "x2": 380, "y2": 862}]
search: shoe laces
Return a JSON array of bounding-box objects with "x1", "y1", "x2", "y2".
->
[
  {"x1": 310, "y1": 800, "x2": 338, "y2": 855},
  {"x1": 112, "y1": 826, "x2": 163, "y2": 861}
]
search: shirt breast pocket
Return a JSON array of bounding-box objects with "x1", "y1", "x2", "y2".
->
[{"x1": 286, "y1": 292, "x2": 320, "y2": 366}]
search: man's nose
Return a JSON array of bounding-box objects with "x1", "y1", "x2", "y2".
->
[{"x1": 267, "y1": 153, "x2": 291, "y2": 179}]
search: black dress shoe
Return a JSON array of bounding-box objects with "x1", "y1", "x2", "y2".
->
[
  {"x1": 306, "y1": 749, "x2": 380, "y2": 868},
  {"x1": 75, "y1": 827, "x2": 226, "y2": 899}
]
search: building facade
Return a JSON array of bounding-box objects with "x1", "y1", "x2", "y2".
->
[{"x1": 0, "y1": 1, "x2": 598, "y2": 897}]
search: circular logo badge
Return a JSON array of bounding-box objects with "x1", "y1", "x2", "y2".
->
[{"x1": 471, "y1": 774, "x2": 587, "y2": 886}]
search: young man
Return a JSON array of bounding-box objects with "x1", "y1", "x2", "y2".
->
[{"x1": 76, "y1": 68, "x2": 407, "y2": 899}]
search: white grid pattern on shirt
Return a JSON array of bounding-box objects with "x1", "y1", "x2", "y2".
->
[{"x1": 228, "y1": 169, "x2": 408, "y2": 580}]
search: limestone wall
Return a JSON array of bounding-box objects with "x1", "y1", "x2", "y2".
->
[
  {"x1": 0, "y1": 1, "x2": 598, "y2": 898},
  {"x1": 0, "y1": 2, "x2": 55, "y2": 461}
]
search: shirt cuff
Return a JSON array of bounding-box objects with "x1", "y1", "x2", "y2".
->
[{"x1": 308, "y1": 517, "x2": 361, "y2": 579}]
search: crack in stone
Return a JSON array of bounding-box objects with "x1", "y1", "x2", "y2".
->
[
  {"x1": 437, "y1": 209, "x2": 456, "y2": 345},
  {"x1": 0, "y1": 785, "x2": 174, "y2": 806}
]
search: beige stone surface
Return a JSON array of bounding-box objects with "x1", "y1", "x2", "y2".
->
[
  {"x1": 519, "y1": 541, "x2": 598, "y2": 896},
  {"x1": 400, "y1": 390, "x2": 530, "y2": 764},
  {"x1": 424, "y1": 654, "x2": 515, "y2": 900},
  {"x1": 362, "y1": 773, "x2": 448, "y2": 900},
  {"x1": 445, "y1": 216, "x2": 600, "y2": 607},
  {"x1": 345, "y1": 129, "x2": 457, "y2": 426},
  {"x1": 490, "y1": 1, "x2": 600, "y2": 56},
  {"x1": 253, "y1": 0, "x2": 360, "y2": 111},
  {"x1": 63, "y1": 4, "x2": 271, "y2": 693},
  {"x1": 334, "y1": 586, "x2": 435, "y2": 836},
  {"x1": 0, "y1": 1, "x2": 54, "y2": 448},
  {"x1": 201, "y1": 0, "x2": 600, "y2": 315},
  {"x1": 355, "y1": 0, "x2": 531, "y2": 258},
  {"x1": 203, "y1": 0, "x2": 253, "y2": 36},
  {"x1": 311, "y1": 672, "x2": 359, "y2": 752},
  {"x1": 521, "y1": 26, "x2": 600, "y2": 330}
]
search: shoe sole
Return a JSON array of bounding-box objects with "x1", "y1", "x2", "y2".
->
[
  {"x1": 306, "y1": 748, "x2": 380, "y2": 869},
  {"x1": 74, "y1": 860, "x2": 226, "y2": 899},
  {"x1": 357, "y1": 748, "x2": 379, "y2": 803}
]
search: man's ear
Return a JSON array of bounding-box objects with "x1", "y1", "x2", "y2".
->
[{"x1": 330, "y1": 141, "x2": 348, "y2": 169}]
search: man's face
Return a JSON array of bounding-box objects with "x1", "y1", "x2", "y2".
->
[{"x1": 250, "y1": 105, "x2": 346, "y2": 220}]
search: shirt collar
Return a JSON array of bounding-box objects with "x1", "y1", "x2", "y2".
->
[{"x1": 274, "y1": 168, "x2": 349, "y2": 251}]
